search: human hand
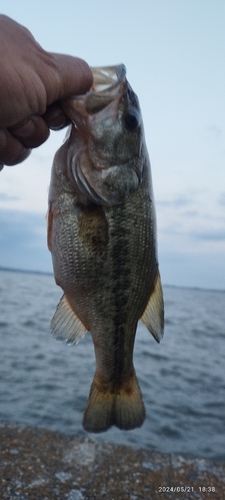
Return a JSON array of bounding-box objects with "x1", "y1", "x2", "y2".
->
[{"x1": 0, "y1": 15, "x2": 93, "y2": 169}]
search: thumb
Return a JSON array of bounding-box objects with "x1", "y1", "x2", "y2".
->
[{"x1": 44, "y1": 53, "x2": 93, "y2": 105}]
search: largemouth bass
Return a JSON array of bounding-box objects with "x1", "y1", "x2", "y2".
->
[{"x1": 47, "y1": 65, "x2": 164, "y2": 433}]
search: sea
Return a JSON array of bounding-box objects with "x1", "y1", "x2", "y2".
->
[{"x1": 0, "y1": 268, "x2": 224, "y2": 462}]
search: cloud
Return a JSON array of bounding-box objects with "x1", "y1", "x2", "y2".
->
[
  {"x1": 0, "y1": 210, "x2": 52, "y2": 273},
  {"x1": 157, "y1": 188, "x2": 224, "y2": 236},
  {"x1": 156, "y1": 188, "x2": 225, "y2": 290},
  {"x1": 0, "y1": 192, "x2": 20, "y2": 202},
  {"x1": 156, "y1": 195, "x2": 193, "y2": 209},
  {"x1": 192, "y1": 230, "x2": 225, "y2": 242},
  {"x1": 206, "y1": 126, "x2": 223, "y2": 139},
  {"x1": 159, "y1": 248, "x2": 225, "y2": 290},
  {"x1": 0, "y1": 205, "x2": 224, "y2": 291},
  {"x1": 218, "y1": 192, "x2": 225, "y2": 206}
]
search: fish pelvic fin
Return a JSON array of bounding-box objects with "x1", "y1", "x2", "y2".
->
[
  {"x1": 50, "y1": 294, "x2": 88, "y2": 345},
  {"x1": 83, "y1": 372, "x2": 145, "y2": 433},
  {"x1": 140, "y1": 269, "x2": 164, "y2": 343}
]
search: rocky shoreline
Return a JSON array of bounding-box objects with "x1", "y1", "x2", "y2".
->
[{"x1": 0, "y1": 422, "x2": 225, "y2": 499}]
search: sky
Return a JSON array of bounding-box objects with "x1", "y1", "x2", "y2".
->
[{"x1": 0, "y1": 0, "x2": 224, "y2": 289}]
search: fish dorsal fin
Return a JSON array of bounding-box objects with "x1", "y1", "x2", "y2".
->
[
  {"x1": 140, "y1": 270, "x2": 164, "y2": 343},
  {"x1": 50, "y1": 294, "x2": 88, "y2": 345}
]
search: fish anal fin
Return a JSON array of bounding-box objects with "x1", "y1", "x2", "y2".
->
[
  {"x1": 83, "y1": 372, "x2": 145, "y2": 433},
  {"x1": 140, "y1": 269, "x2": 164, "y2": 343},
  {"x1": 50, "y1": 294, "x2": 88, "y2": 345}
]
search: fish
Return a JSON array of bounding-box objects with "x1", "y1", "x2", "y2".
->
[{"x1": 47, "y1": 65, "x2": 164, "y2": 433}]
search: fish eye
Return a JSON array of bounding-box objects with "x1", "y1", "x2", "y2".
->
[{"x1": 124, "y1": 109, "x2": 140, "y2": 130}]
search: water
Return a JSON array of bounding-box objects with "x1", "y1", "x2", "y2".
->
[{"x1": 0, "y1": 268, "x2": 224, "y2": 462}]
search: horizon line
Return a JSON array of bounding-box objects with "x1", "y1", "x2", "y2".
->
[{"x1": 0, "y1": 266, "x2": 224, "y2": 294}]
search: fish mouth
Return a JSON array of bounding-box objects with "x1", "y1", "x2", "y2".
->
[
  {"x1": 91, "y1": 65, "x2": 126, "y2": 92},
  {"x1": 62, "y1": 65, "x2": 127, "y2": 119}
]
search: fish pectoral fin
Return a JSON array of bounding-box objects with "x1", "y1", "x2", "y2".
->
[
  {"x1": 140, "y1": 269, "x2": 164, "y2": 343},
  {"x1": 50, "y1": 294, "x2": 88, "y2": 345}
]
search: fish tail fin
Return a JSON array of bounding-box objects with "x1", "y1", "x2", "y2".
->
[{"x1": 82, "y1": 372, "x2": 145, "y2": 433}]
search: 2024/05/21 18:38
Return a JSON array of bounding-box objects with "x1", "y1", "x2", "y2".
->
[{"x1": 158, "y1": 486, "x2": 216, "y2": 493}]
